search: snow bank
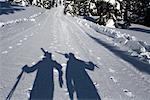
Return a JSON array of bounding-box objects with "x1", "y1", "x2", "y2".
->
[
  {"x1": 0, "y1": 12, "x2": 42, "y2": 28},
  {"x1": 77, "y1": 18, "x2": 150, "y2": 64}
]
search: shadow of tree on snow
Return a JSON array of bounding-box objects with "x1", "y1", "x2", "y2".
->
[{"x1": 0, "y1": 2, "x2": 25, "y2": 15}]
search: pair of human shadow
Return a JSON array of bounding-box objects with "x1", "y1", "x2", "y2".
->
[{"x1": 8, "y1": 48, "x2": 101, "y2": 100}]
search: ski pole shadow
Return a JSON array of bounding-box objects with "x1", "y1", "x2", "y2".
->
[
  {"x1": 6, "y1": 65, "x2": 27, "y2": 100},
  {"x1": 6, "y1": 48, "x2": 63, "y2": 100},
  {"x1": 63, "y1": 53, "x2": 101, "y2": 100}
]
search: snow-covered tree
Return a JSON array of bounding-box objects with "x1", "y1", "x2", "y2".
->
[
  {"x1": 9, "y1": 0, "x2": 57, "y2": 9},
  {"x1": 64, "y1": 0, "x2": 91, "y2": 16},
  {"x1": 64, "y1": 0, "x2": 150, "y2": 27}
]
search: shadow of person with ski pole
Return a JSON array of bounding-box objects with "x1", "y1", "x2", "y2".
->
[
  {"x1": 6, "y1": 65, "x2": 27, "y2": 100},
  {"x1": 22, "y1": 48, "x2": 63, "y2": 100},
  {"x1": 64, "y1": 53, "x2": 101, "y2": 100}
]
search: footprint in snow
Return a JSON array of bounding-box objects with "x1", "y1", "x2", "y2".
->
[
  {"x1": 8, "y1": 46, "x2": 13, "y2": 49},
  {"x1": 109, "y1": 76, "x2": 118, "y2": 83},
  {"x1": 123, "y1": 89, "x2": 134, "y2": 98},
  {"x1": 17, "y1": 43, "x2": 22, "y2": 46},
  {"x1": 1, "y1": 50, "x2": 8, "y2": 54},
  {"x1": 19, "y1": 40, "x2": 23, "y2": 43},
  {"x1": 97, "y1": 57, "x2": 101, "y2": 60},
  {"x1": 23, "y1": 37, "x2": 27, "y2": 40}
]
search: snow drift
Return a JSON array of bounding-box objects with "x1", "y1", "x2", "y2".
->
[
  {"x1": 76, "y1": 18, "x2": 150, "y2": 64},
  {"x1": 0, "y1": 12, "x2": 42, "y2": 28}
]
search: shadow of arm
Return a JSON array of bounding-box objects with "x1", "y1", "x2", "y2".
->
[
  {"x1": 22, "y1": 62, "x2": 40, "y2": 73},
  {"x1": 54, "y1": 61, "x2": 64, "y2": 87},
  {"x1": 76, "y1": 60, "x2": 95, "y2": 71},
  {"x1": 85, "y1": 61, "x2": 99, "y2": 71}
]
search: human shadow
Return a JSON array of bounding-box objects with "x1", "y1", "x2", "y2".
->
[
  {"x1": 21, "y1": 48, "x2": 63, "y2": 100},
  {"x1": 0, "y1": 1, "x2": 25, "y2": 15},
  {"x1": 129, "y1": 27, "x2": 150, "y2": 34},
  {"x1": 64, "y1": 53, "x2": 101, "y2": 100},
  {"x1": 87, "y1": 34, "x2": 150, "y2": 74}
]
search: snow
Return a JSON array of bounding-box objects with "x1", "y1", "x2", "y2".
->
[
  {"x1": 103, "y1": 0, "x2": 116, "y2": 5},
  {"x1": 21, "y1": 0, "x2": 26, "y2": 6},
  {"x1": 1, "y1": 6, "x2": 150, "y2": 100},
  {"x1": 0, "y1": 0, "x2": 6, "y2": 1},
  {"x1": 106, "y1": 19, "x2": 115, "y2": 28}
]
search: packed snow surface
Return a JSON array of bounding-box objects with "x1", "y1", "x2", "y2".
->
[{"x1": 0, "y1": 5, "x2": 150, "y2": 100}]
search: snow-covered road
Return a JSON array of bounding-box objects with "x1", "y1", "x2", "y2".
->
[{"x1": 0, "y1": 6, "x2": 150, "y2": 100}]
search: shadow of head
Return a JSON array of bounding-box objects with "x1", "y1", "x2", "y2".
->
[
  {"x1": 41, "y1": 48, "x2": 53, "y2": 59},
  {"x1": 44, "y1": 51, "x2": 52, "y2": 58},
  {"x1": 65, "y1": 53, "x2": 75, "y2": 59}
]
